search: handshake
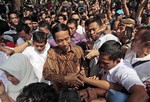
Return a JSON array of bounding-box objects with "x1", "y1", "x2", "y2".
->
[{"x1": 64, "y1": 69, "x2": 99, "y2": 88}]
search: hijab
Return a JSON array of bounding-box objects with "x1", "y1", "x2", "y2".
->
[{"x1": 0, "y1": 53, "x2": 38, "y2": 100}]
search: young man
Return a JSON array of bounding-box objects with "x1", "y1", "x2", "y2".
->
[
  {"x1": 79, "y1": 40, "x2": 149, "y2": 102},
  {"x1": 43, "y1": 23, "x2": 87, "y2": 92},
  {"x1": 22, "y1": 31, "x2": 50, "y2": 83},
  {"x1": 22, "y1": 17, "x2": 34, "y2": 32},
  {"x1": 85, "y1": 18, "x2": 119, "y2": 76},
  {"x1": 16, "y1": 23, "x2": 32, "y2": 45},
  {"x1": 124, "y1": 25, "x2": 150, "y2": 86},
  {"x1": 8, "y1": 12, "x2": 20, "y2": 30},
  {"x1": 67, "y1": 18, "x2": 87, "y2": 45},
  {"x1": 71, "y1": 13, "x2": 86, "y2": 36}
]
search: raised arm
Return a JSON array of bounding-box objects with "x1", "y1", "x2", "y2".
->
[
  {"x1": 106, "y1": 0, "x2": 112, "y2": 21},
  {"x1": 122, "y1": 0, "x2": 130, "y2": 17},
  {"x1": 136, "y1": 0, "x2": 148, "y2": 19}
]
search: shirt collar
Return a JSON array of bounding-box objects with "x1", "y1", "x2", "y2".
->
[
  {"x1": 108, "y1": 59, "x2": 123, "y2": 75},
  {"x1": 55, "y1": 44, "x2": 76, "y2": 54},
  {"x1": 135, "y1": 54, "x2": 150, "y2": 61}
]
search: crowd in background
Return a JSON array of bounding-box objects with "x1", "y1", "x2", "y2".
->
[{"x1": 0, "y1": 0, "x2": 150, "y2": 102}]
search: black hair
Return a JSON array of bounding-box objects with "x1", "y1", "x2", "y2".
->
[
  {"x1": 137, "y1": 25, "x2": 150, "y2": 31},
  {"x1": 99, "y1": 40, "x2": 122, "y2": 61},
  {"x1": 58, "y1": 14, "x2": 67, "y2": 21},
  {"x1": 0, "y1": 20, "x2": 9, "y2": 35},
  {"x1": 16, "y1": 23, "x2": 30, "y2": 34},
  {"x1": 33, "y1": 31, "x2": 47, "y2": 43},
  {"x1": 51, "y1": 23, "x2": 70, "y2": 40},
  {"x1": 85, "y1": 19, "x2": 91, "y2": 27},
  {"x1": 58, "y1": 89, "x2": 81, "y2": 102},
  {"x1": 38, "y1": 20, "x2": 50, "y2": 28},
  {"x1": 141, "y1": 30, "x2": 150, "y2": 42},
  {"x1": 22, "y1": 17, "x2": 32, "y2": 23},
  {"x1": 67, "y1": 18, "x2": 78, "y2": 28},
  {"x1": 86, "y1": 17, "x2": 103, "y2": 26},
  {"x1": 70, "y1": 13, "x2": 80, "y2": 19},
  {"x1": 8, "y1": 11, "x2": 19, "y2": 20},
  {"x1": 16, "y1": 82, "x2": 58, "y2": 102}
]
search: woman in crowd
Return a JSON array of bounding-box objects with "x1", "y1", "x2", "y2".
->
[{"x1": 0, "y1": 53, "x2": 38, "y2": 102}]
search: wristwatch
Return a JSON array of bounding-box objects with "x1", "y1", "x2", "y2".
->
[{"x1": 27, "y1": 41, "x2": 31, "y2": 46}]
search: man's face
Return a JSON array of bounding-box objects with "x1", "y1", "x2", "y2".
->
[
  {"x1": 9, "y1": 13, "x2": 19, "y2": 26},
  {"x1": 19, "y1": 30, "x2": 31, "y2": 41},
  {"x1": 51, "y1": 14, "x2": 55, "y2": 21},
  {"x1": 87, "y1": 22, "x2": 101, "y2": 41},
  {"x1": 99, "y1": 54, "x2": 119, "y2": 70},
  {"x1": 67, "y1": 23, "x2": 77, "y2": 35},
  {"x1": 32, "y1": 22, "x2": 38, "y2": 30},
  {"x1": 71, "y1": 14, "x2": 80, "y2": 24},
  {"x1": 58, "y1": 16, "x2": 64, "y2": 23},
  {"x1": 62, "y1": 12, "x2": 68, "y2": 20},
  {"x1": 116, "y1": 25, "x2": 131, "y2": 44},
  {"x1": 24, "y1": 20, "x2": 33, "y2": 31},
  {"x1": 55, "y1": 30, "x2": 71, "y2": 52},
  {"x1": 131, "y1": 29, "x2": 145, "y2": 52},
  {"x1": 33, "y1": 42, "x2": 46, "y2": 52}
]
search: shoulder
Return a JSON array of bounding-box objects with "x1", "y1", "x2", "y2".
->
[
  {"x1": 71, "y1": 45, "x2": 84, "y2": 57},
  {"x1": 72, "y1": 44, "x2": 83, "y2": 52},
  {"x1": 23, "y1": 46, "x2": 34, "y2": 53}
]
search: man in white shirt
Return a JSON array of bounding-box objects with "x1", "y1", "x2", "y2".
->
[
  {"x1": 22, "y1": 31, "x2": 50, "y2": 83},
  {"x1": 99, "y1": 40, "x2": 148, "y2": 102},
  {"x1": 78, "y1": 40, "x2": 148, "y2": 102},
  {"x1": 85, "y1": 18, "x2": 119, "y2": 76},
  {"x1": 124, "y1": 25, "x2": 150, "y2": 82}
]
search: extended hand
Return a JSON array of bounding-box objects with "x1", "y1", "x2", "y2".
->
[
  {"x1": 85, "y1": 50, "x2": 99, "y2": 59},
  {"x1": 64, "y1": 73, "x2": 84, "y2": 87}
]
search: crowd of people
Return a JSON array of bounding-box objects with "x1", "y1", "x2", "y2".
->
[{"x1": 0, "y1": 0, "x2": 150, "y2": 102}]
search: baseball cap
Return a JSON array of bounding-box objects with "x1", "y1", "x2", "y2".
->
[{"x1": 121, "y1": 18, "x2": 135, "y2": 29}]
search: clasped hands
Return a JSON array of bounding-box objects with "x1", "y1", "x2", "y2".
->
[{"x1": 64, "y1": 70, "x2": 99, "y2": 88}]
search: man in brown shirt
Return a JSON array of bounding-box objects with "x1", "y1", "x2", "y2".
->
[{"x1": 43, "y1": 23, "x2": 87, "y2": 92}]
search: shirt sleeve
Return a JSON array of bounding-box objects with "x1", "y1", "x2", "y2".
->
[{"x1": 117, "y1": 69, "x2": 144, "y2": 92}]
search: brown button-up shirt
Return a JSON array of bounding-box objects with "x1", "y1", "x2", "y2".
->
[{"x1": 43, "y1": 44, "x2": 86, "y2": 92}]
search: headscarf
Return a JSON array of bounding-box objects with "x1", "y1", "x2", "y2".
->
[{"x1": 0, "y1": 53, "x2": 38, "y2": 100}]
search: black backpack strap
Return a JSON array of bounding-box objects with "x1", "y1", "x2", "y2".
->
[{"x1": 132, "y1": 60, "x2": 150, "y2": 68}]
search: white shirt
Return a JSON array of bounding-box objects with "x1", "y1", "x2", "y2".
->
[
  {"x1": 0, "y1": 51, "x2": 9, "y2": 67},
  {"x1": 124, "y1": 49, "x2": 150, "y2": 82},
  {"x1": 101, "y1": 59, "x2": 144, "y2": 91},
  {"x1": 16, "y1": 38, "x2": 25, "y2": 45},
  {"x1": 89, "y1": 34, "x2": 120, "y2": 76},
  {"x1": 22, "y1": 42, "x2": 50, "y2": 83},
  {"x1": 76, "y1": 25, "x2": 86, "y2": 36}
]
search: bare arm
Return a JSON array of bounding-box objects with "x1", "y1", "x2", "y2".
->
[
  {"x1": 122, "y1": 0, "x2": 130, "y2": 17},
  {"x1": 79, "y1": 76, "x2": 123, "y2": 91},
  {"x1": 136, "y1": 0, "x2": 148, "y2": 19},
  {"x1": 127, "y1": 85, "x2": 149, "y2": 102},
  {"x1": 106, "y1": 0, "x2": 112, "y2": 21},
  {"x1": 14, "y1": 40, "x2": 32, "y2": 53}
]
